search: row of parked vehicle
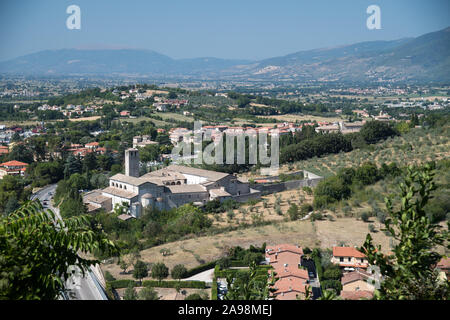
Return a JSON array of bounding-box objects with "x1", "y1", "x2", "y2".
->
[{"x1": 217, "y1": 280, "x2": 228, "y2": 300}]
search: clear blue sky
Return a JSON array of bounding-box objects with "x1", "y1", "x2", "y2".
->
[{"x1": 0, "y1": 0, "x2": 449, "y2": 61}]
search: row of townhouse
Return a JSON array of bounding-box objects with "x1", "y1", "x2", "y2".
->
[
  {"x1": 265, "y1": 244, "x2": 309, "y2": 300},
  {"x1": 265, "y1": 244, "x2": 374, "y2": 300},
  {"x1": 0, "y1": 126, "x2": 44, "y2": 144},
  {"x1": 168, "y1": 122, "x2": 306, "y2": 145}
]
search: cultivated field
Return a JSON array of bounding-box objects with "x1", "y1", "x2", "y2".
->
[
  {"x1": 244, "y1": 127, "x2": 450, "y2": 179},
  {"x1": 208, "y1": 188, "x2": 313, "y2": 228}
]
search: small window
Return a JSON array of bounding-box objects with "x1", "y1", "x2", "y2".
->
[
  {"x1": 348, "y1": 257, "x2": 351, "y2": 262},
  {"x1": 340, "y1": 257, "x2": 344, "y2": 262}
]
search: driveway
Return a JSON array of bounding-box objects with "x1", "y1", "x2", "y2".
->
[{"x1": 181, "y1": 268, "x2": 215, "y2": 283}]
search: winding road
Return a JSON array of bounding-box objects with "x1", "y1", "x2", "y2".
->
[{"x1": 31, "y1": 184, "x2": 107, "y2": 300}]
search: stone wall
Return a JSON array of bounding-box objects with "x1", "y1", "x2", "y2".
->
[{"x1": 251, "y1": 174, "x2": 323, "y2": 196}]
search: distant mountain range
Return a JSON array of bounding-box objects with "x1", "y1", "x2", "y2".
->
[{"x1": 1, "y1": 27, "x2": 449, "y2": 82}]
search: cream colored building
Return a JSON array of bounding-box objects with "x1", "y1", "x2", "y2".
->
[
  {"x1": 85, "y1": 148, "x2": 254, "y2": 217},
  {"x1": 331, "y1": 246, "x2": 369, "y2": 270}
]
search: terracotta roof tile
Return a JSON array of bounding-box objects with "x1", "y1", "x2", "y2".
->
[
  {"x1": 333, "y1": 246, "x2": 366, "y2": 258},
  {"x1": 340, "y1": 290, "x2": 373, "y2": 300}
]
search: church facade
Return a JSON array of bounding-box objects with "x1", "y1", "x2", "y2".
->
[{"x1": 86, "y1": 148, "x2": 252, "y2": 217}]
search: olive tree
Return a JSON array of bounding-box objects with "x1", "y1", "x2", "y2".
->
[{"x1": 361, "y1": 164, "x2": 449, "y2": 300}]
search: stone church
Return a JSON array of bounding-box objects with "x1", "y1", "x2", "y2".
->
[{"x1": 84, "y1": 148, "x2": 253, "y2": 217}]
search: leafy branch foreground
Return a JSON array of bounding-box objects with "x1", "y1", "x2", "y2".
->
[
  {"x1": 0, "y1": 200, "x2": 117, "y2": 300},
  {"x1": 361, "y1": 164, "x2": 449, "y2": 300}
]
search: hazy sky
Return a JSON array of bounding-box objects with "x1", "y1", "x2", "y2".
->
[{"x1": 0, "y1": 0, "x2": 449, "y2": 61}]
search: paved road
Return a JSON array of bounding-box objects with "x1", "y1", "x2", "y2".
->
[
  {"x1": 31, "y1": 184, "x2": 107, "y2": 300},
  {"x1": 181, "y1": 268, "x2": 215, "y2": 282},
  {"x1": 301, "y1": 258, "x2": 321, "y2": 299}
]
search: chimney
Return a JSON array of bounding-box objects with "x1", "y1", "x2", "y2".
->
[{"x1": 125, "y1": 148, "x2": 139, "y2": 177}]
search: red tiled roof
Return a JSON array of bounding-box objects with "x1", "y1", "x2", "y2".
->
[
  {"x1": 266, "y1": 244, "x2": 304, "y2": 256},
  {"x1": 273, "y1": 266, "x2": 309, "y2": 280},
  {"x1": 333, "y1": 246, "x2": 366, "y2": 258},
  {"x1": 340, "y1": 290, "x2": 373, "y2": 300},
  {"x1": 0, "y1": 160, "x2": 28, "y2": 167},
  {"x1": 273, "y1": 277, "x2": 307, "y2": 296},
  {"x1": 341, "y1": 270, "x2": 371, "y2": 285}
]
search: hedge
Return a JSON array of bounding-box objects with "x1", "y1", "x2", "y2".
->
[
  {"x1": 105, "y1": 282, "x2": 116, "y2": 300},
  {"x1": 183, "y1": 260, "x2": 218, "y2": 278},
  {"x1": 211, "y1": 277, "x2": 218, "y2": 300},
  {"x1": 108, "y1": 279, "x2": 206, "y2": 289},
  {"x1": 229, "y1": 260, "x2": 246, "y2": 268},
  {"x1": 143, "y1": 280, "x2": 206, "y2": 289},
  {"x1": 311, "y1": 251, "x2": 323, "y2": 280},
  {"x1": 321, "y1": 279, "x2": 342, "y2": 294},
  {"x1": 215, "y1": 266, "x2": 272, "y2": 278},
  {"x1": 108, "y1": 279, "x2": 136, "y2": 289}
]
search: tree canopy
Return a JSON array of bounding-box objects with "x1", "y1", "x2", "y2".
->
[{"x1": 0, "y1": 200, "x2": 117, "y2": 300}]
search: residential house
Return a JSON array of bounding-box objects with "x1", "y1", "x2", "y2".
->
[
  {"x1": 0, "y1": 160, "x2": 28, "y2": 179},
  {"x1": 340, "y1": 290, "x2": 373, "y2": 300},
  {"x1": 340, "y1": 269, "x2": 375, "y2": 297},
  {"x1": 0, "y1": 145, "x2": 9, "y2": 155},
  {"x1": 331, "y1": 246, "x2": 368, "y2": 270}
]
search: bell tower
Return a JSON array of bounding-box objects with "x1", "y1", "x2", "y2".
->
[{"x1": 125, "y1": 148, "x2": 139, "y2": 177}]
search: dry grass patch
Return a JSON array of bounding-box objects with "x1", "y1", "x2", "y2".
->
[
  {"x1": 103, "y1": 219, "x2": 317, "y2": 281},
  {"x1": 209, "y1": 188, "x2": 313, "y2": 228}
]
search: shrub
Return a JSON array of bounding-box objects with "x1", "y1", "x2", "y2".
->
[
  {"x1": 151, "y1": 263, "x2": 169, "y2": 282},
  {"x1": 123, "y1": 282, "x2": 137, "y2": 300},
  {"x1": 185, "y1": 293, "x2": 205, "y2": 300},
  {"x1": 314, "y1": 176, "x2": 351, "y2": 203},
  {"x1": 376, "y1": 209, "x2": 387, "y2": 223},
  {"x1": 302, "y1": 186, "x2": 313, "y2": 195},
  {"x1": 138, "y1": 286, "x2": 159, "y2": 300},
  {"x1": 310, "y1": 212, "x2": 323, "y2": 221},
  {"x1": 300, "y1": 204, "x2": 313, "y2": 215},
  {"x1": 242, "y1": 252, "x2": 263, "y2": 266},
  {"x1": 313, "y1": 195, "x2": 334, "y2": 209},
  {"x1": 211, "y1": 277, "x2": 218, "y2": 300},
  {"x1": 322, "y1": 268, "x2": 341, "y2": 280},
  {"x1": 104, "y1": 271, "x2": 116, "y2": 282},
  {"x1": 361, "y1": 212, "x2": 371, "y2": 222},
  {"x1": 171, "y1": 264, "x2": 188, "y2": 280},
  {"x1": 287, "y1": 203, "x2": 300, "y2": 221},
  {"x1": 216, "y1": 257, "x2": 231, "y2": 269},
  {"x1": 321, "y1": 279, "x2": 342, "y2": 294},
  {"x1": 368, "y1": 224, "x2": 376, "y2": 232},
  {"x1": 109, "y1": 279, "x2": 136, "y2": 289}
]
